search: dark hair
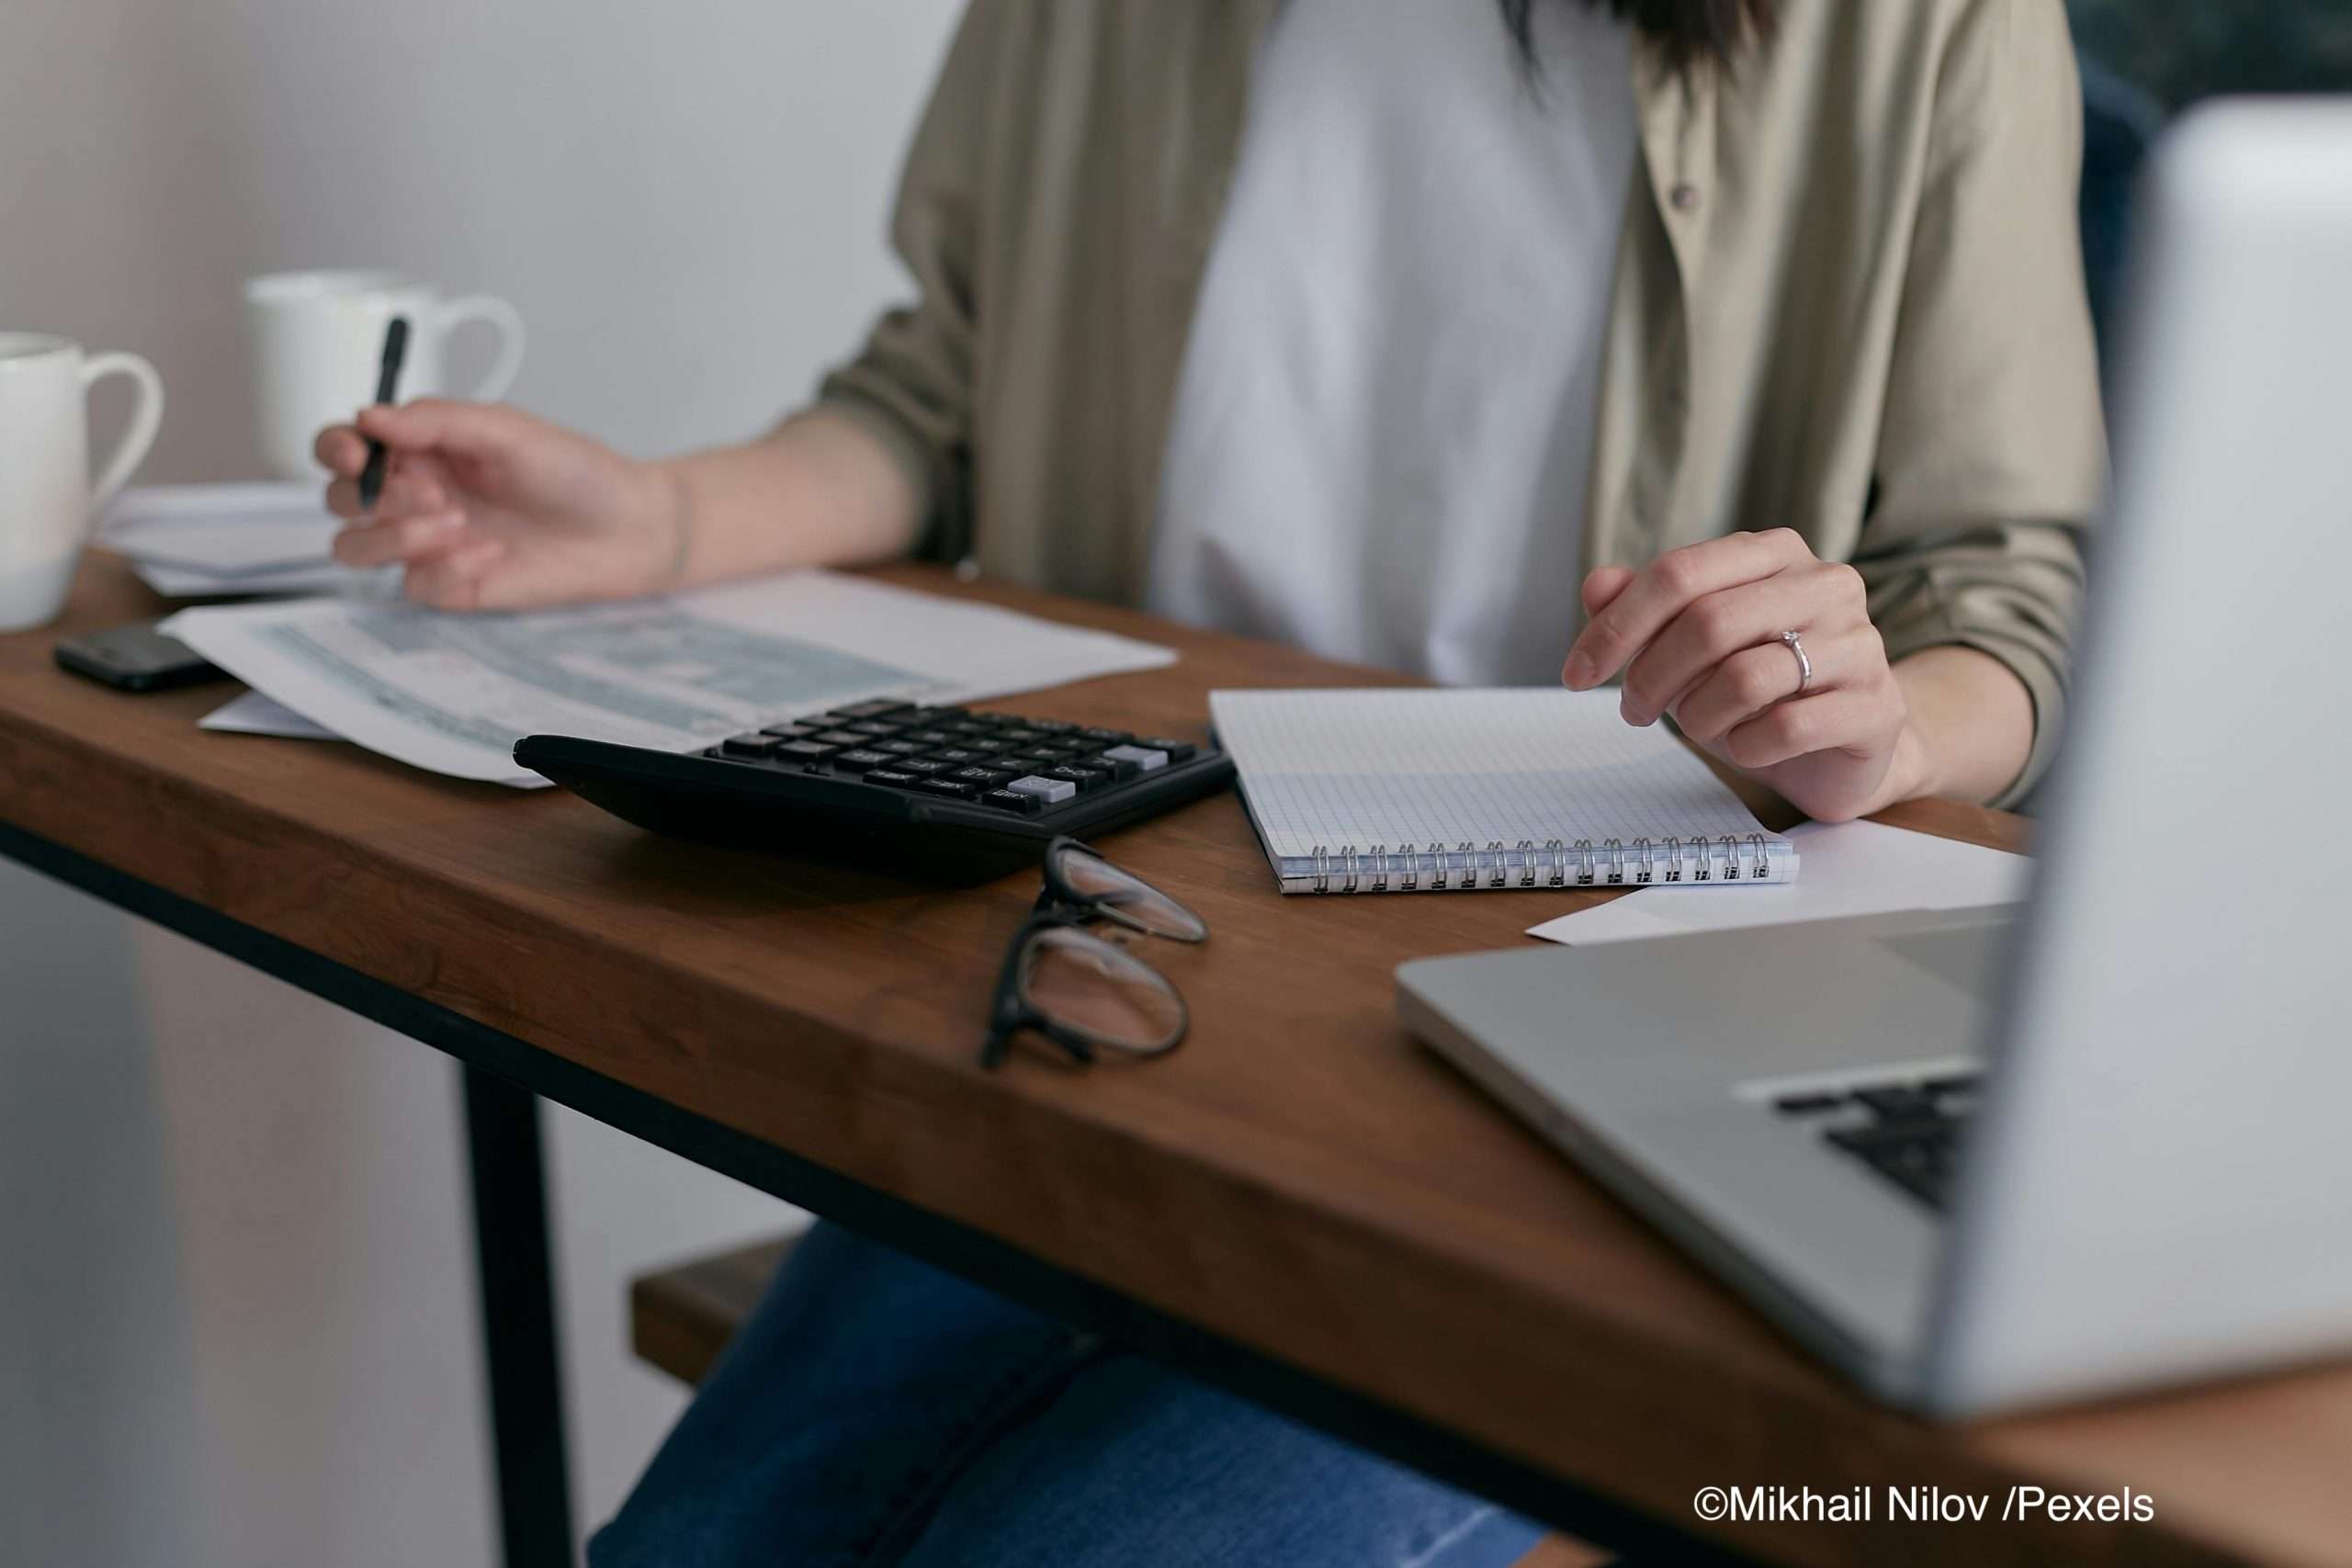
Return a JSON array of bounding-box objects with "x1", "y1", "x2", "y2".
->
[{"x1": 1498, "y1": 0, "x2": 1775, "y2": 71}]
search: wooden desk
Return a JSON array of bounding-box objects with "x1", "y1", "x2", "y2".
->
[{"x1": 5, "y1": 553, "x2": 2346, "y2": 1568}]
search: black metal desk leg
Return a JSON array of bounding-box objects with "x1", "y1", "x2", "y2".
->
[{"x1": 461, "y1": 1066, "x2": 576, "y2": 1568}]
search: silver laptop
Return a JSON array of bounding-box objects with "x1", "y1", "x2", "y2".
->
[{"x1": 1396, "y1": 101, "x2": 2352, "y2": 1417}]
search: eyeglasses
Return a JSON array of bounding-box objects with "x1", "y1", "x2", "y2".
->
[{"x1": 978, "y1": 837, "x2": 1207, "y2": 1069}]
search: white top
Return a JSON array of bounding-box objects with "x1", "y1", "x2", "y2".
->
[{"x1": 1146, "y1": 0, "x2": 1637, "y2": 687}]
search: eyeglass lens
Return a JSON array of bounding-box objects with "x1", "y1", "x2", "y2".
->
[
  {"x1": 1018, "y1": 925, "x2": 1185, "y2": 1054},
  {"x1": 1047, "y1": 842, "x2": 1207, "y2": 942}
]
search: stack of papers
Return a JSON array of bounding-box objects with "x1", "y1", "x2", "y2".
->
[
  {"x1": 102, "y1": 484, "x2": 1181, "y2": 788},
  {"x1": 101, "y1": 483, "x2": 367, "y2": 598},
  {"x1": 164, "y1": 570, "x2": 1177, "y2": 786}
]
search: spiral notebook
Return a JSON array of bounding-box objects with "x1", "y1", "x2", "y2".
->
[{"x1": 1208, "y1": 688, "x2": 1799, "y2": 895}]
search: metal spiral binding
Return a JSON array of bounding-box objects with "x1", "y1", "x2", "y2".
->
[{"x1": 1297, "y1": 834, "x2": 1781, "y2": 890}]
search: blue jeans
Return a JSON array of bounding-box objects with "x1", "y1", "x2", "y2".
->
[{"x1": 591, "y1": 1221, "x2": 1544, "y2": 1567}]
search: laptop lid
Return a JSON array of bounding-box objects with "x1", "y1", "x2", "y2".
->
[{"x1": 1921, "y1": 102, "x2": 2352, "y2": 1416}]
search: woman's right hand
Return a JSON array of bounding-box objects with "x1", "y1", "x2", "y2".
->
[{"x1": 317, "y1": 400, "x2": 688, "y2": 610}]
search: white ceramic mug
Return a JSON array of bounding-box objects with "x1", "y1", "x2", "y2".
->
[
  {"x1": 243, "y1": 269, "x2": 526, "y2": 480},
  {"x1": 0, "y1": 333, "x2": 165, "y2": 633}
]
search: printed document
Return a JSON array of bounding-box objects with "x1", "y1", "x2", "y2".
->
[{"x1": 164, "y1": 571, "x2": 1176, "y2": 786}]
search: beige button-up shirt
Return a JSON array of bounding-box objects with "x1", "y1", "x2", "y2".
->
[{"x1": 819, "y1": 0, "x2": 2106, "y2": 805}]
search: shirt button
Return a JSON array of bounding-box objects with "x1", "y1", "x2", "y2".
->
[
  {"x1": 955, "y1": 556, "x2": 982, "y2": 582},
  {"x1": 1669, "y1": 182, "x2": 1702, "y2": 212}
]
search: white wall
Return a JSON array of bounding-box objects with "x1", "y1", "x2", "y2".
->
[{"x1": 0, "y1": 0, "x2": 964, "y2": 1561}]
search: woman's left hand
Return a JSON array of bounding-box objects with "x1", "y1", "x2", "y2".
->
[{"x1": 1561, "y1": 529, "x2": 1927, "y2": 822}]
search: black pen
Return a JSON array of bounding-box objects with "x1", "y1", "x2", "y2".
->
[{"x1": 356, "y1": 315, "x2": 410, "y2": 512}]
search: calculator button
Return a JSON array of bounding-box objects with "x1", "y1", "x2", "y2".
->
[
  {"x1": 1135, "y1": 737, "x2": 1197, "y2": 762},
  {"x1": 902, "y1": 706, "x2": 967, "y2": 723},
  {"x1": 831, "y1": 749, "x2": 894, "y2": 773},
  {"x1": 721, "y1": 733, "x2": 781, "y2": 757},
  {"x1": 933, "y1": 748, "x2": 989, "y2": 764},
  {"x1": 1086, "y1": 753, "x2": 1141, "y2": 781},
  {"x1": 832, "y1": 699, "x2": 913, "y2": 719},
  {"x1": 949, "y1": 766, "x2": 1016, "y2": 788},
  {"x1": 996, "y1": 728, "x2": 1046, "y2": 745},
  {"x1": 864, "y1": 768, "x2": 923, "y2": 788},
  {"x1": 758, "y1": 721, "x2": 821, "y2": 739},
  {"x1": 813, "y1": 729, "x2": 870, "y2": 746},
  {"x1": 773, "y1": 739, "x2": 841, "y2": 761},
  {"x1": 903, "y1": 728, "x2": 960, "y2": 746},
  {"x1": 1023, "y1": 719, "x2": 1078, "y2": 734},
  {"x1": 914, "y1": 778, "x2": 978, "y2": 800},
  {"x1": 1040, "y1": 764, "x2": 1111, "y2": 792},
  {"x1": 1077, "y1": 728, "x2": 1133, "y2": 745},
  {"x1": 1032, "y1": 739, "x2": 1090, "y2": 759},
  {"x1": 978, "y1": 788, "x2": 1044, "y2": 815},
  {"x1": 959, "y1": 738, "x2": 1010, "y2": 756},
  {"x1": 1102, "y1": 744, "x2": 1170, "y2": 773},
  {"x1": 874, "y1": 739, "x2": 926, "y2": 756},
  {"x1": 846, "y1": 719, "x2": 906, "y2": 737},
  {"x1": 1006, "y1": 775, "x2": 1079, "y2": 804},
  {"x1": 994, "y1": 755, "x2": 1054, "y2": 775},
  {"x1": 893, "y1": 758, "x2": 950, "y2": 776}
]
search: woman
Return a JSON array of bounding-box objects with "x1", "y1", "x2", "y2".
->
[{"x1": 319, "y1": 1, "x2": 2102, "y2": 1561}]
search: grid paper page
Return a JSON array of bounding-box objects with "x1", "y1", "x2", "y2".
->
[{"x1": 1208, "y1": 688, "x2": 1778, "y2": 862}]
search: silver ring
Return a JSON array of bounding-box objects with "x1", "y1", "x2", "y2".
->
[{"x1": 1779, "y1": 629, "x2": 1813, "y2": 694}]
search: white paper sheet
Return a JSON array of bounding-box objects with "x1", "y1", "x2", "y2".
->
[
  {"x1": 102, "y1": 483, "x2": 339, "y2": 573},
  {"x1": 1527, "y1": 818, "x2": 2030, "y2": 946},
  {"x1": 164, "y1": 570, "x2": 1177, "y2": 786},
  {"x1": 100, "y1": 482, "x2": 373, "y2": 598},
  {"x1": 131, "y1": 558, "x2": 374, "y2": 598},
  {"x1": 199, "y1": 691, "x2": 339, "y2": 739}
]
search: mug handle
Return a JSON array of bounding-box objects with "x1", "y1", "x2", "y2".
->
[
  {"x1": 425, "y1": 294, "x2": 526, "y2": 402},
  {"x1": 82, "y1": 352, "x2": 165, "y2": 512}
]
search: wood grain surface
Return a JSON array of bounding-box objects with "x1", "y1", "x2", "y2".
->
[{"x1": 3, "y1": 552, "x2": 2343, "y2": 1567}]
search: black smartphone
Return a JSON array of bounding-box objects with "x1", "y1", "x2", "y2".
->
[{"x1": 54, "y1": 621, "x2": 229, "y2": 693}]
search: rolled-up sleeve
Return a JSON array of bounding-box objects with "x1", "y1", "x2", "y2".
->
[
  {"x1": 1860, "y1": 0, "x2": 2108, "y2": 807},
  {"x1": 816, "y1": 0, "x2": 1016, "y2": 566}
]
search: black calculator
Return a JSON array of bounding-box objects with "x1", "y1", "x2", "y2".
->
[{"x1": 515, "y1": 700, "x2": 1234, "y2": 881}]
